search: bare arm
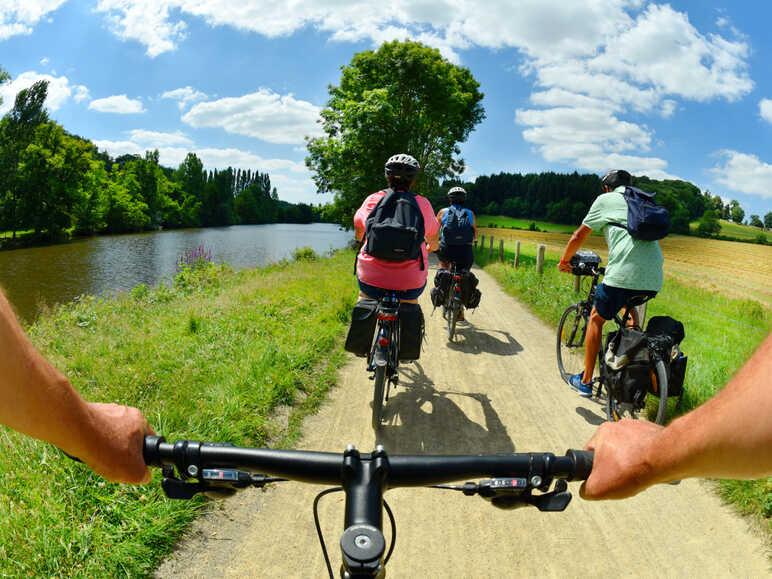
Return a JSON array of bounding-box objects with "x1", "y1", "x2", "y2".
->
[
  {"x1": 558, "y1": 225, "x2": 592, "y2": 272},
  {"x1": 0, "y1": 290, "x2": 153, "y2": 483},
  {"x1": 581, "y1": 333, "x2": 772, "y2": 500}
]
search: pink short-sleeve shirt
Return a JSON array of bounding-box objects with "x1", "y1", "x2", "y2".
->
[{"x1": 354, "y1": 190, "x2": 439, "y2": 290}]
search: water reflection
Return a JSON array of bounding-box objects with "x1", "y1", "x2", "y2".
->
[{"x1": 0, "y1": 223, "x2": 350, "y2": 324}]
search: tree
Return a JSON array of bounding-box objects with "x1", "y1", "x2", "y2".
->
[
  {"x1": 749, "y1": 214, "x2": 763, "y2": 228},
  {"x1": 0, "y1": 80, "x2": 50, "y2": 238},
  {"x1": 764, "y1": 212, "x2": 772, "y2": 230},
  {"x1": 696, "y1": 210, "x2": 721, "y2": 238},
  {"x1": 728, "y1": 200, "x2": 745, "y2": 224},
  {"x1": 306, "y1": 40, "x2": 485, "y2": 223}
]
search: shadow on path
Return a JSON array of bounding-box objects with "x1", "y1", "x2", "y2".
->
[
  {"x1": 440, "y1": 323, "x2": 524, "y2": 356},
  {"x1": 375, "y1": 362, "x2": 516, "y2": 455}
]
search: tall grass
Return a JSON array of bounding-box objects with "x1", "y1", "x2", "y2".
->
[
  {"x1": 473, "y1": 241, "x2": 772, "y2": 532},
  {"x1": 0, "y1": 250, "x2": 358, "y2": 577}
]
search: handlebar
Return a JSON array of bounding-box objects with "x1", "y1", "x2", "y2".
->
[{"x1": 143, "y1": 436, "x2": 592, "y2": 577}]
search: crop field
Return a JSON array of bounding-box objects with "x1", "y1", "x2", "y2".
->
[{"x1": 476, "y1": 227, "x2": 772, "y2": 308}]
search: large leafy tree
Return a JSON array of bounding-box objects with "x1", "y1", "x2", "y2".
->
[
  {"x1": 0, "y1": 80, "x2": 49, "y2": 238},
  {"x1": 306, "y1": 40, "x2": 485, "y2": 223},
  {"x1": 764, "y1": 211, "x2": 772, "y2": 230}
]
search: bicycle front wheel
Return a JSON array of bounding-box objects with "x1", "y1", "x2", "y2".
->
[
  {"x1": 557, "y1": 304, "x2": 588, "y2": 380},
  {"x1": 372, "y1": 365, "x2": 386, "y2": 430},
  {"x1": 651, "y1": 359, "x2": 669, "y2": 425}
]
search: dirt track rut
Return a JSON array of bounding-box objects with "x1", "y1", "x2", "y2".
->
[{"x1": 155, "y1": 258, "x2": 770, "y2": 578}]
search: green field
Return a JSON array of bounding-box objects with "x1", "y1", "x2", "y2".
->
[
  {"x1": 689, "y1": 219, "x2": 772, "y2": 243},
  {"x1": 475, "y1": 215, "x2": 582, "y2": 234},
  {"x1": 0, "y1": 249, "x2": 358, "y2": 577}
]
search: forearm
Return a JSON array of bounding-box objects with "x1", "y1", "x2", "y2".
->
[
  {"x1": 560, "y1": 226, "x2": 591, "y2": 263},
  {"x1": 646, "y1": 333, "x2": 772, "y2": 483},
  {"x1": 0, "y1": 292, "x2": 96, "y2": 458}
]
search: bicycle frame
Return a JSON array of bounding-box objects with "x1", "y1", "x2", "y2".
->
[{"x1": 143, "y1": 436, "x2": 593, "y2": 578}]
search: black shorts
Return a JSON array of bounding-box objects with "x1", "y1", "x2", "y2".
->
[
  {"x1": 436, "y1": 242, "x2": 474, "y2": 270},
  {"x1": 593, "y1": 283, "x2": 657, "y2": 320}
]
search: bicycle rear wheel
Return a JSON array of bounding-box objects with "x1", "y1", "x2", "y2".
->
[
  {"x1": 447, "y1": 302, "x2": 458, "y2": 341},
  {"x1": 651, "y1": 359, "x2": 669, "y2": 425},
  {"x1": 557, "y1": 304, "x2": 588, "y2": 380},
  {"x1": 372, "y1": 365, "x2": 386, "y2": 430}
]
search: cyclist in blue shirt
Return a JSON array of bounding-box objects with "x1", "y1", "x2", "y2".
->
[{"x1": 436, "y1": 186, "x2": 477, "y2": 271}]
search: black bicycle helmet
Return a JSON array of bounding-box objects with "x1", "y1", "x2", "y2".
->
[
  {"x1": 448, "y1": 186, "x2": 466, "y2": 203},
  {"x1": 384, "y1": 153, "x2": 420, "y2": 179},
  {"x1": 601, "y1": 169, "x2": 632, "y2": 190}
]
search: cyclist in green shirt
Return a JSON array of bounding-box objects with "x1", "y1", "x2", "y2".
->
[{"x1": 558, "y1": 169, "x2": 664, "y2": 395}]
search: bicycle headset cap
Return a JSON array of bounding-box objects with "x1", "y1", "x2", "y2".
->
[
  {"x1": 601, "y1": 169, "x2": 632, "y2": 190},
  {"x1": 448, "y1": 186, "x2": 466, "y2": 203},
  {"x1": 384, "y1": 154, "x2": 420, "y2": 180}
]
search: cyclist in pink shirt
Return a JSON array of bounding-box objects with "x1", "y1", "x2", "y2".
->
[{"x1": 353, "y1": 154, "x2": 440, "y2": 303}]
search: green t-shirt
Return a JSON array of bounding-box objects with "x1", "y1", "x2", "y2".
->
[{"x1": 582, "y1": 187, "x2": 663, "y2": 292}]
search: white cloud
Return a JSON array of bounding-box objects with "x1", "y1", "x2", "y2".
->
[
  {"x1": 127, "y1": 129, "x2": 193, "y2": 147},
  {"x1": 0, "y1": 0, "x2": 67, "y2": 40},
  {"x1": 0, "y1": 71, "x2": 89, "y2": 113},
  {"x1": 90, "y1": 1, "x2": 752, "y2": 179},
  {"x1": 89, "y1": 94, "x2": 146, "y2": 114},
  {"x1": 40, "y1": 57, "x2": 50, "y2": 65},
  {"x1": 161, "y1": 86, "x2": 207, "y2": 109},
  {"x1": 711, "y1": 151, "x2": 772, "y2": 199},
  {"x1": 760, "y1": 99, "x2": 772, "y2": 125},
  {"x1": 181, "y1": 89, "x2": 322, "y2": 144}
]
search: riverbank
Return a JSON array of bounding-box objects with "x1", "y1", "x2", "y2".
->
[{"x1": 0, "y1": 250, "x2": 358, "y2": 576}]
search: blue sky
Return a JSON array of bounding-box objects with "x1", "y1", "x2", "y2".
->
[{"x1": 1, "y1": 0, "x2": 771, "y2": 218}]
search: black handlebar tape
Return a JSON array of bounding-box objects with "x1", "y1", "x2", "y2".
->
[
  {"x1": 566, "y1": 449, "x2": 594, "y2": 481},
  {"x1": 143, "y1": 435, "x2": 166, "y2": 466}
]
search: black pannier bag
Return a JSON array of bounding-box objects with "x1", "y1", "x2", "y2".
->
[
  {"x1": 432, "y1": 269, "x2": 452, "y2": 307},
  {"x1": 460, "y1": 271, "x2": 480, "y2": 308},
  {"x1": 646, "y1": 316, "x2": 687, "y2": 398},
  {"x1": 602, "y1": 327, "x2": 651, "y2": 406},
  {"x1": 399, "y1": 303, "x2": 424, "y2": 361},
  {"x1": 344, "y1": 298, "x2": 378, "y2": 357},
  {"x1": 569, "y1": 250, "x2": 602, "y2": 276}
]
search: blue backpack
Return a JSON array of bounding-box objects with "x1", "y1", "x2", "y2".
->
[
  {"x1": 442, "y1": 205, "x2": 474, "y2": 245},
  {"x1": 609, "y1": 187, "x2": 670, "y2": 241}
]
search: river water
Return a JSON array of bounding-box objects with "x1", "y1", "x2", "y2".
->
[{"x1": 0, "y1": 223, "x2": 351, "y2": 324}]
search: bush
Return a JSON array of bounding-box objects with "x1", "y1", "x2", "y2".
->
[
  {"x1": 754, "y1": 233, "x2": 768, "y2": 245},
  {"x1": 293, "y1": 246, "x2": 317, "y2": 261}
]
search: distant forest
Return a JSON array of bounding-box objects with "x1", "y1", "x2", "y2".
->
[
  {"x1": 426, "y1": 171, "x2": 772, "y2": 239},
  {"x1": 0, "y1": 79, "x2": 327, "y2": 244}
]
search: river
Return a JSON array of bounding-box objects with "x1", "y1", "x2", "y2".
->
[{"x1": 0, "y1": 223, "x2": 351, "y2": 324}]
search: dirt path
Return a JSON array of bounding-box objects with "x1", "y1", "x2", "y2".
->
[{"x1": 155, "y1": 259, "x2": 770, "y2": 578}]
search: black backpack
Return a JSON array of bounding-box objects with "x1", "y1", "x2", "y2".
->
[
  {"x1": 608, "y1": 186, "x2": 670, "y2": 241},
  {"x1": 442, "y1": 206, "x2": 474, "y2": 245},
  {"x1": 364, "y1": 188, "x2": 426, "y2": 269}
]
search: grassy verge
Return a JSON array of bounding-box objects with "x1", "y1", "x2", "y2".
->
[
  {"x1": 473, "y1": 241, "x2": 772, "y2": 532},
  {"x1": 0, "y1": 249, "x2": 358, "y2": 577},
  {"x1": 689, "y1": 219, "x2": 772, "y2": 244}
]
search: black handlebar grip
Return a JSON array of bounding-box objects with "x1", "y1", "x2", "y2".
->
[
  {"x1": 566, "y1": 449, "x2": 594, "y2": 481},
  {"x1": 143, "y1": 435, "x2": 166, "y2": 466}
]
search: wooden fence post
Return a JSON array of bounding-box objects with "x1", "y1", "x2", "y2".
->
[
  {"x1": 573, "y1": 275, "x2": 581, "y2": 293},
  {"x1": 514, "y1": 241, "x2": 520, "y2": 268},
  {"x1": 498, "y1": 239, "x2": 504, "y2": 262},
  {"x1": 480, "y1": 234, "x2": 485, "y2": 249},
  {"x1": 536, "y1": 244, "x2": 546, "y2": 275},
  {"x1": 489, "y1": 236, "x2": 494, "y2": 259},
  {"x1": 474, "y1": 239, "x2": 478, "y2": 250}
]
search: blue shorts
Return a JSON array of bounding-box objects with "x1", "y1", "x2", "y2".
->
[
  {"x1": 358, "y1": 280, "x2": 426, "y2": 300},
  {"x1": 593, "y1": 283, "x2": 657, "y2": 321}
]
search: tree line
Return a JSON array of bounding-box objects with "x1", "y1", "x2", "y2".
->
[
  {"x1": 0, "y1": 74, "x2": 325, "y2": 244},
  {"x1": 423, "y1": 171, "x2": 771, "y2": 239}
]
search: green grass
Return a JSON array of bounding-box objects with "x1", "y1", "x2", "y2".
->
[
  {"x1": 0, "y1": 249, "x2": 358, "y2": 577},
  {"x1": 473, "y1": 241, "x2": 772, "y2": 533},
  {"x1": 475, "y1": 215, "x2": 583, "y2": 234},
  {"x1": 690, "y1": 219, "x2": 772, "y2": 243}
]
